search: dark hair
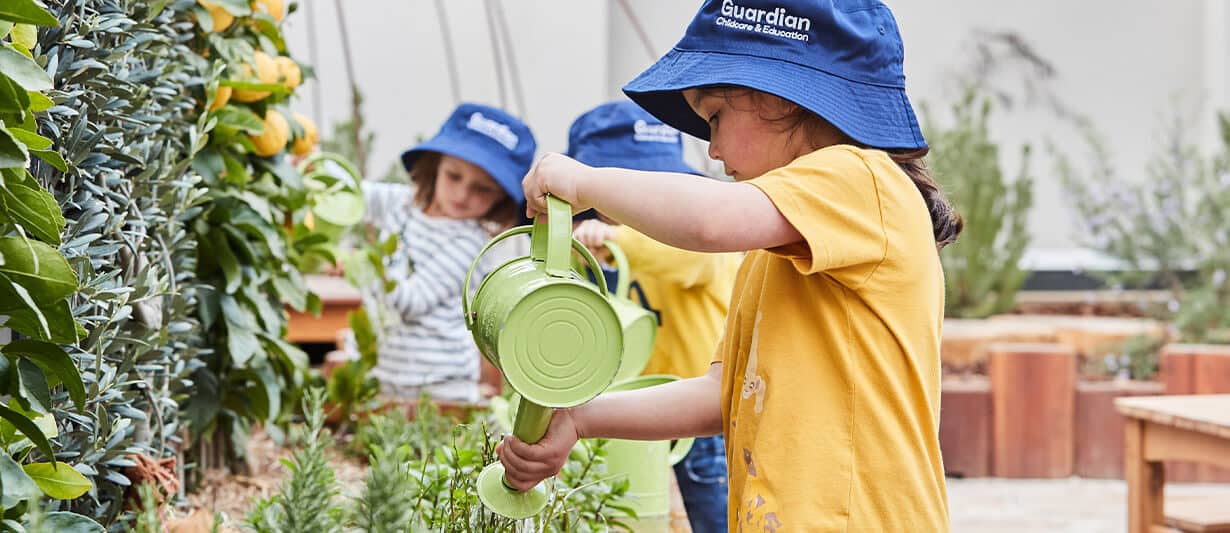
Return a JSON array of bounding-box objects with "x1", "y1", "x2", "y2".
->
[
  {"x1": 696, "y1": 86, "x2": 964, "y2": 248},
  {"x1": 407, "y1": 152, "x2": 519, "y2": 233}
]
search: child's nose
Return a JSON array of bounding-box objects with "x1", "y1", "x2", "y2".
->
[{"x1": 707, "y1": 141, "x2": 721, "y2": 162}]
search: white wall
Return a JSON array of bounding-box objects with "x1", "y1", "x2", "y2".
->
[
  {"x1": 287, "y1": 0, "x2": 1223, "y2": 262},
  {"x1": 282, "y1": 0, "x2": 608, "y2": 174}
]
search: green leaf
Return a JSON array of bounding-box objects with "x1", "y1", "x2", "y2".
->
[
  {"x1": 1, "y1": 272, "x2": 48, "y2": 338},
  {"x1": 0, "y1": 21, "x2": 11, "y2": 38},
  {"x1": 221, "y1": 296, "x2": 259, "y2": 366},
  {"x1": 26, "y1": 90, "x2": 51, "y2": 112},
  {"x1": 37, "y1": 513, "x2": 104, "y2": 533},
  {"x1": 2, "y1": 299, "x2": 80, "y2": 344},
  {"x1": 0, "y1": 453, "x2": 40, "y2": 506},
  {"x1": 212, "y1": 106, "x2": 264, "y2": 134},
  {"x1": 7, "y1": 128, "x2": 50, "y2": 150},
  {"x1": 251, "y1": 15, "x2": 286, "y2": 52},
  {"x1": 0, "y1": 44, "x2": 51, "y2": 91},
  {"x1": 0, "y1": 0, "x2": 58, "y2": 27},
  {"x1": 29, "y1": 148, "x2": 65, "y2": 172},
  {"x1": 0, "y1": 403, "x2": 52, "y2": 460},
  {"x1": 348, "y1": 308, "x2": 377, "y2": 368},
  {"x1": 192, "y1": 147, "x2": 224, "y2": 182},
  {"x1": 213, "y1": 231, "x2": 241, "y2": 294},
  {"x1": 0, "y1": 178, "x2": 65, "y2": 243},
  {"x1": 0, "y1": 236, "x2": 77, "y2": 305},
  {"x1": 17, "y1": 358, "x2": 51, "y2": 414},
  {"x1": 212, "y1": 0, "x2": 252, "y2": 16},
  {"x1": 23, "y1": 462, "x2": 92, "y2": 500},
  {"x1": 0, "y1": 123, "x2": 29, "y2": 169},
  {"x1": 311, "y1": 191, "x2": 364, "y2": 227},
  {"x1": 4, "y1": 340, "x2": 84, "y2": 412},
  {"x1": 10, "y1": 24, "x2": 36, "y2": 49},
  {"x1": 218, "y1": 79, "x2": 288, "y2": 96},
  {"x1": 0, "y1": 73, "x2": 30, "y2": 119}
]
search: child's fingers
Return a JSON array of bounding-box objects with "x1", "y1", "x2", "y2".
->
[{"x1": 497, "y1": 438, "x2": 559, "y2": 488}]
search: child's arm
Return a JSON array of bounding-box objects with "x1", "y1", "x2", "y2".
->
[
  {"x1": 524, "y1": 154, "x2": 801, "y2": 253},
  {"x1": 361, "y1": 181, "x2": 413, "y2": 229},
  {"x1": 383, "y1": 236, "x2": 479, "y2": 322},
  {"x1": 497, "y1": 362, "x2": 724, "y2": 491}
]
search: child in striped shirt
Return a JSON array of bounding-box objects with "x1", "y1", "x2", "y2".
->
[{"x1": 362, "y1": 103, "x2": 536, "y2": 403}]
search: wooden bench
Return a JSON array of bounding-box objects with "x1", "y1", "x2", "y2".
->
[
  {"x1": 1116, "y1": 395, "x2": 1230, "y2": 533},
  {"x1": 1166, "y1": 497, "x2": 1230, "y2": 532}
]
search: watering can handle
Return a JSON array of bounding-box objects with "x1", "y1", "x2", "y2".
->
[
  {"x1": 462, "y1": 226, "x2": 612, "y2": 329},
  {"x1": 668, "y1": 437, "x2": 695, "y2": 466},
  {"x1": 602, "y1": 240, "x2": 631, "y2": 299},
  {"x1": 530, "y1": 195, "x2": 573, "y2": 277}
]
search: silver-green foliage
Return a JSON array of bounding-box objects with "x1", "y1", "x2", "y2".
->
[
  {"x1": 926, "y1": 89, "x2": 1034, "y2": 318},
  {"x1": 21, "y1": 0, "x2": 216, "y2": 525},
  {"x1": 246, "y1": 389, "x2": 343, "y2": 533},
  {"x1": 1060, "y1": 111, "x2": 1230, "y2": 344}
]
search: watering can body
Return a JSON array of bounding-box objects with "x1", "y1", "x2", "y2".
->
[
  {"x1": 602, "y1": 374, "x2": 695, "y2": 518},
  {"x1": 464, "y1": 197, "x2": 624, "y2": 408}
]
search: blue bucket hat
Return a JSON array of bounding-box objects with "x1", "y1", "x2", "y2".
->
[
  {"x1": 400, "y1": 103, "x2": 536, "y2": 203},
  {"x1": 622, "y1": 0, "x2": 925, "y2": 150},
  {"x1": 566, "y1": 100, "x2": 702, "y2": 221},
  {"x1": 566, "y1": 101, "x2": 701, "y2": 176}
]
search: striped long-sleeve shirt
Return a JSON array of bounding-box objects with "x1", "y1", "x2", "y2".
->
[{"x1": 361, "y1": 182, "x2": 489, "y2": 402}]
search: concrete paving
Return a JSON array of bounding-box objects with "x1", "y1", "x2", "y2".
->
[{"x1": 948, "y1": 477, "x2": 1230, "y2": 532}]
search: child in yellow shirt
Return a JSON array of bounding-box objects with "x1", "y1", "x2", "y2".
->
[
  {"x1": 499, "y1": 1, "x2": 962, "y2": 530},
  {"x1": 565, "y1": 100, "x2": 741, "y2": 531}
]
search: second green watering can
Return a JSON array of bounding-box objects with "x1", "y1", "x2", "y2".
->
[
  {"x1": 602, "y1": 240, "x2": 659, "y2": 383},
  {"x1": 601, "y1": 374, "x2": 694, "y2": 518}
]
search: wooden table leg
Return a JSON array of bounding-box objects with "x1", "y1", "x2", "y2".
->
[{"x1": 1125, "y1": 417, "x2": 1166, "y2": 533}]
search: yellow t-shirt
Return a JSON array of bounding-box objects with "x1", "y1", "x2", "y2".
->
[
  {"x1": 718, "y1": 145, "x2": 949, "y2": 532},
  {"x1": 613, "y1": 227, "x2": 741, "y2": 379}
]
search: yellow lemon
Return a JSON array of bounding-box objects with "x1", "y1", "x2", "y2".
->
[
  {"x1": 208, "y1": 85, "x2": 233, "y2": 111},
  {"x1": 231, "y1": 51, "x2": 279, "y2": 102},
  {"x1": 275, "y1": 56, "x2": 302, "y2": 90},
  {"x1": 251, "y1": 0, "x2": 285, "y2": 22},
  {"x1": 249, "y1": 110, "x2": 290, "y2": 157},
  {"x1": 198, "y1": 0, "x2": 235, "y2": 31},
  {"x1": 290, "y1": 113, "x2": 318, "y2": 156}
]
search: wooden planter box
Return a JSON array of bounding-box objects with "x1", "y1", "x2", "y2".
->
[
  {"x1": 1053, "y1": 317, "x2": 1166, "y2": 361},
  {"x1": 942, "y1": 317, "x2": 1058, "y2": 372},
  {"x1": 990, "y1": 343, "x2": 1076, "y2": 478},
  {"x1": 939, "y1": 376, "x2": 991, "y2": 478},
  {"x1": 1160, "y1": 343, "x2": 1230, "y2": 483},
  {"x1": 1074, "y1": 379, "x2": 1164, "y2": 479}
]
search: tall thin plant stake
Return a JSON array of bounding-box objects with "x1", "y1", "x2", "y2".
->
[
  {"x1": 333, "y1": 0, "x2": 366, "y2": 177},
  {"x1": 491, "y1": 0, "x2": 527, "y2": 118},
  {"x1": 483, "y1": 0, "x2": 508, "y2": 109},
  {"x1": 434, "y1": 0, "x2": 462, "y2": 105}
]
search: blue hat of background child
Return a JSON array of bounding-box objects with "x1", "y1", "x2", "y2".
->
[
  {"x1": 400, "y1": 103, "x2": 536, "y2": 204},
  {"x1": 566, "y1": 100, "x2": 702, "y2": 176},
  {"x1": 566, "y1": 100, "x2": 703, "y2": 221},
  {"x1": 622, "y1": 0, "x2": 926, "y2": 150}
]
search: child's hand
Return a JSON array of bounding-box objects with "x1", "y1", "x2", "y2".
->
[
  {"x1": 495, "y1": 408, "x2": 582, "y2": 491},
  {"x1": 522, "y1": 153, "x2": 591, "y2": 218},
  {"x1": 572, "y1": 219, "x2": 616, "y2": 249}
]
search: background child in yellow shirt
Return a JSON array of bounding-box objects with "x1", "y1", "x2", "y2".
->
[
  {"x1": 498, "y1": 1, "x2": 964, "y2": 530},
  {"x1": 565, "y1": 100, "x2": 741, "y2": 532}
]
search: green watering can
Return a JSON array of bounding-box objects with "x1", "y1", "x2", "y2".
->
[
  {"x1": 601, "y1": 375, "x2": 694, "y2": 518},
  {"x1": 602, "y1": 240, "x2": 659, "y2": 384},
  {"x1": 463, "y1": 195, "x2": 624, "y2": 519}
]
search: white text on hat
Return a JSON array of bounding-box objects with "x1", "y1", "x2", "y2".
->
[
  {"x1": 720, "y1": 0, "x2": 811, "y2": 32},
  {"x1": 467, "y1": 112, "x2": 519, "y2": 150},
  {"x1": 633, "y1": 120, "x2": 680, "y2": 144}
]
